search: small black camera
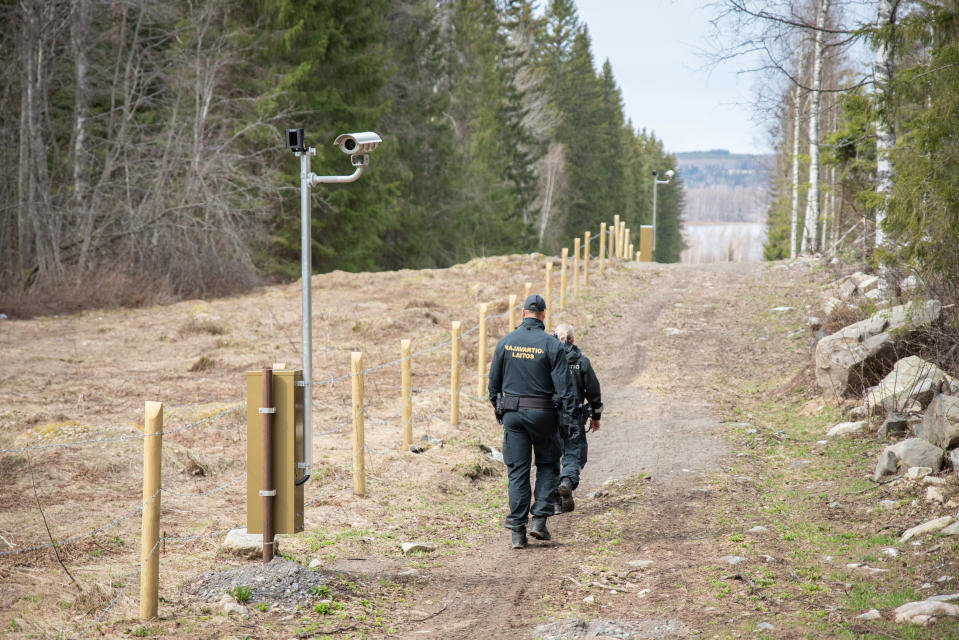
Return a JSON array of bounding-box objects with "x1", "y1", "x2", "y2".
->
[{"x1": 286, "y1": 128, "x2": 305, "y2": 152}]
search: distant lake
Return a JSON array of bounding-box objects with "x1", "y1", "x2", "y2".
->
[{"x1": 681, "y1": 222, "x2": 767, "y2": 263}]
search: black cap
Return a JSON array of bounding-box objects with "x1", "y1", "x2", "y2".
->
[{"x1": 523, "y1": 294, "x2": 546, "y2": 312}]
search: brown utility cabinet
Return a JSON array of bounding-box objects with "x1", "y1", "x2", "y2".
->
[{"x1": 245, "y1": 370, "x2": 304, "y2": 534}]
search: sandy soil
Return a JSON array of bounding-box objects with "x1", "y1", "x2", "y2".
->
[{"x1": 0, "y1": 255, "x2": 831, "y2": 639}]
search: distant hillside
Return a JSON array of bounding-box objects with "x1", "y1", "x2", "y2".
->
[{"x1": 676, "y1": 150, "x2": 773, "y2": 223}]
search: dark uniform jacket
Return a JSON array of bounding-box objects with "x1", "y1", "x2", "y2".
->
[
  {"x1": 564, "y1": 343, "x2": 603, "y2": 425},
  {"x1": 488, "y1": 317, "x2": 577, "y2": 426}
]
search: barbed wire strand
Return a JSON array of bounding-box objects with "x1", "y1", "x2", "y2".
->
[
  {"x1": 162, "y1": 475, "x2": 246, "y2": 498},
  {"x1": 0, "y1": 406, "x2": 243, "y2": 456},
  {"x1": 0, "y1": 490, "x2": 161, "y2": 558},
  {"x1": 75, "y1": 538, "x2": 158, "y2": 639}
]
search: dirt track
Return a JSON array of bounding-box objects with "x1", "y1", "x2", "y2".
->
[{"x1": 399, "y1": 262, "x2": 788, "y2": 639}]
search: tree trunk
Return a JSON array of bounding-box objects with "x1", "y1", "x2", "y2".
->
[
  {"x1": 874, "y1": 0, "x2": 898, "y2": 252},
  {"x1": 72, "y1": 0, "x2": 95, "y2": 273},
  {"x1": 789, "y1": 46, "x2": 804, "y2": 260},
  {"x1": 17, "y1": 12, "x2": 31, "y2": 277},
  {"x1": 800, "y1": 0, "x2": 830, "y2": 255}
]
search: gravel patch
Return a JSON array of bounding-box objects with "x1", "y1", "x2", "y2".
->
[
  {"x1": 181, "y1": 558, "x2": 337, "y2": 608},
  {"x1": 532, "y1": 618, "x2": 691, "y2": 639}
]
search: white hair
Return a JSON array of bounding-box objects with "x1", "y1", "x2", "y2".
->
[{"x1": 554, "y1": 323, "x2": 574, "y2": 344}]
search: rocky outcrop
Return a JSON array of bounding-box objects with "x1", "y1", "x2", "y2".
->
[
  {"x1": 865, "y1": 356, "x2": 958, "y2": 415},
  {"x1": 815, "y1": 300, "x2": 941, "y2": 401},
  {"x1": 834, "y1": 271, "x2": 880, "y2": 302}
]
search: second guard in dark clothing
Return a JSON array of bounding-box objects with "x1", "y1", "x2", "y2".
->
[
  {"x1": 552, "y1": 323, "x2": 603, "y2": 514},
  {"x1": 488, "y1": 294, "x2": 577, "y2": 549}
]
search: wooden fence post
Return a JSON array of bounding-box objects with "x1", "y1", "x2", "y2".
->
[
  {"x1": 400, "y1": 339, "x2": 412, "y2": 448},
  {"x1": 559, "y1": 248, "x2": 568, "y2": 310},
  {"x1": 620, "y1": 221, "x2": 627, "y2": 257},
  {"x1": 524, "y1": 282, "x2": 532, "y2": 302},
  {"x1": 351, "y1": 352, "x2": 365, "y2": 496},
  {"x1": 140, "y1": 401, "x2": 162, "y2": 620},
  {"x1": 599, "y1": 222, "x2": 606, "y2": 275},
  {"x1": 572, "y1": 238, "x2": 580, "y2": 300},
  {"x1": 450, "y1": 321, "x2": 461, "y2": 426},
  {"x1": 544, "y1": 261, "x2": 553, "y2": 331},
  {"x1": 629, "y1": 243, "x2": 634, "y2": 259},
  {"x1": 613, "y1": 215, "x2": 620, "y2": 261},
  {"x1": 477, "y1": 303, "x2": 488, "y2": 398},
  {"x1": 583, "y1": 231, "x2": 591, "y2": 287},
  {"x1": 608, "y1": 225, "x2": 615, "y2": 269},
  {"x1": 508, "y1": 294, "x2": 517, "y2": 332}
]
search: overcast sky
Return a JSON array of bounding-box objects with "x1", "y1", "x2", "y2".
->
[{"x1": 576, "y1": 0, "x2": 770, "y2": 155}]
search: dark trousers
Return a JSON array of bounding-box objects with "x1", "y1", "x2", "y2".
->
[
  {"x1": 502, "y1": 408, "x2": 561, "y2": 530},
  {"x1": 560, "y1": 428, "x2": 588, "y2": 490}
]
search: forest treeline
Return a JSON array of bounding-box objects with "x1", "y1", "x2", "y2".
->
[
  {"x1": 0, "y1": 0, "x2": 684, "y2": 312},
  {"x1": 714, "y1": 0, "x2": 959, "y2": 299}
]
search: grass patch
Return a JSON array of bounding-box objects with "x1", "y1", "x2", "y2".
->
[
  {"x1": 846, "y1": 584, "x2": 922, "y2": 611},
  {"x1": 228, "y1": 585, "x2": 252, "y2": 604}
]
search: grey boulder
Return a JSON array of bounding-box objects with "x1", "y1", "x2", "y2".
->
[
  {"x1": 873, "y1": 438, "x2": 945, "y2": 481},
  {"x1": 916, "y1": 394, "x2": 959, "y2": 451},
  {"x1": 866, "y1": 356, "x2": 957, "y2": 415},
  {"x1": 221, "y1": 528, "x2": 278, "y2": 560},
  {"x1": 878, "y1": 413, "x2": 909, "y2": 439}
]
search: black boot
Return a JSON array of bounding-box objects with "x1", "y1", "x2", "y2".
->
[
  {"x1": 529, "y1": 516, "x2": 551, "y2": 541},
  {"x1": 511, "y1": 528, "x2": 528, "y2": 549},
  {"x1": 558, "y1": 477, "x2": 575, "y2": 513}
]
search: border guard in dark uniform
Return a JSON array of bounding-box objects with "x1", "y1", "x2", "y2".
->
[
  {"x1": 488, "y1": 294, "x2": 577, "y2": 549},
  {"x1": 553, "y1": 323, "x2": 603, "y2": 514}
]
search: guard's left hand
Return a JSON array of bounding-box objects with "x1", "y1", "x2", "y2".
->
[{"x1": 588, "y1": 419, "x2": 600, "y2": 432}]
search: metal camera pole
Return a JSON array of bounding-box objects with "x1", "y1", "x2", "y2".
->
[
  {"x1": 297, "y1": 146, "x2": 315, "y2": 486},
  {"x1": 291, "y1": 129, "x2": 379, "y2": 486}
]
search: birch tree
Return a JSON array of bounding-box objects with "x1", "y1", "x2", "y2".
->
[
  {"x1": 800, "y1": 0, "x2": 831, "y2": 255},
  {"x1": 789, "y1": 40, "x2": 806, "y2": 260}
]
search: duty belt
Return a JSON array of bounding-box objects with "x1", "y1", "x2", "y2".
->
[{"x1": 511, "y1": 395, "x2": 555, "y2": 410}]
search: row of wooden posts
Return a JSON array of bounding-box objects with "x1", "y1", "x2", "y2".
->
[
  {"x1": 137, "y1": 220, "x2": 647, "y2": 619},
  {"x1": 352, "y1": 217, "x2": 648, "y2": 495}
]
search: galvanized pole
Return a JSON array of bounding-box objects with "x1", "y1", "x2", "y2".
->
[
  {"x1": 652, "y1": 177, "x2": 658, "y2": 258},
  {"x1": 299, "y1": 149, "x2": 314, "y2": 482}
]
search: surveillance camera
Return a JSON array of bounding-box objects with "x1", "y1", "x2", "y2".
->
[
  {"x1": 286, "y1": 128, "x2": 305, "y2": 152},
  {"x1": 665, "y1": 169, "x2": 675, "y2": 179},
  {"x1": 333, "y1": 132, "x2": 382, "y2": 155}
]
